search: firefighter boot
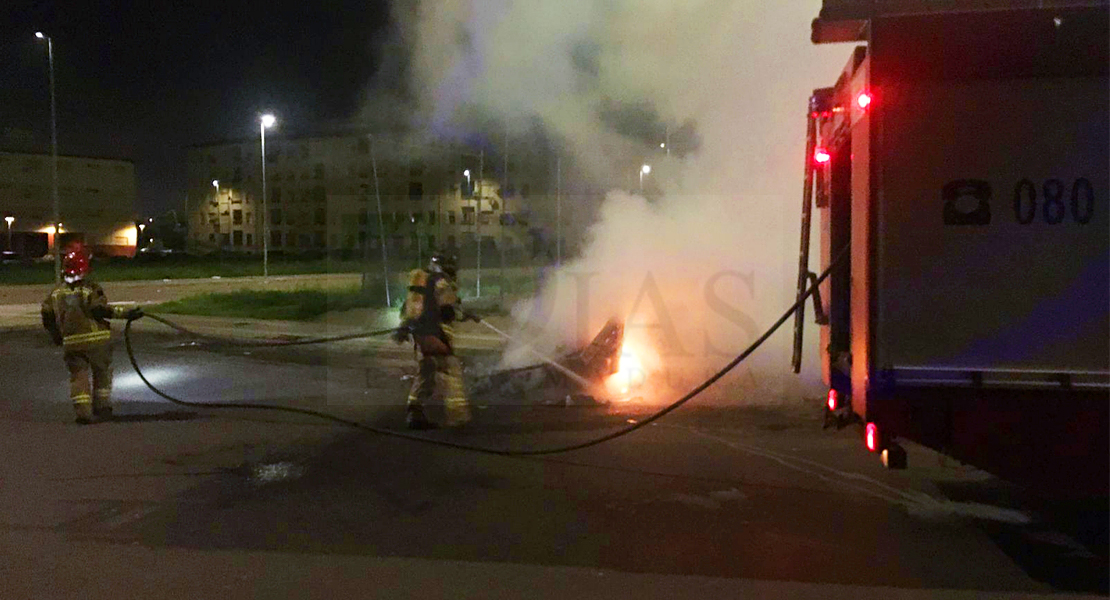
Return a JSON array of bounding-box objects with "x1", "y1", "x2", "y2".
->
[
  {"x1": 405, "y1": 405, "x2": 435, "y2": 430},
  {"x1": 444, "y1": 397, "x2": 471, "y2": 428},
  {"x1": 92, "y1": 390, "x2": 113, "y2": 420},
  {"x1": 73, "y1": 394, "x2": 94, "y2": 425}
]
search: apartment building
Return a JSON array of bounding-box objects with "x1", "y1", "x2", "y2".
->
[
  {"x1": 186, "y1": 129, "x2": 565, "y2": 260},
  {"x1": 0, "y1": 151, "x2": 138, "y2": 257}
]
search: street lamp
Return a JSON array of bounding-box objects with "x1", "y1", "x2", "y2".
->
[
  {"x1": 137, "y1": 223, "x2": 146, "y2": 247},
  {"x1": 35, "y1": 31, "x2": 60, "y2": 283},
  {"x1": 639, "y1": 164, "x2": 651, "y2": 192},
  {"x1": 260, "y1": 113, "x2": 276, "y2": 278},
  {"x1": 4, "y1": 216, "x2": 13, "y2": 252},
  {"x1": 212, "y1": 180, "x2": 222, "y2": 253}
]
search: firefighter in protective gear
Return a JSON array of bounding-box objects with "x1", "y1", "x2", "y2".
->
[
  {"x1": 41, "y1": 243, "x2": 144, "y2": 424},
  {"x1": 396, "y1": 253, "x2": 479, "y2": 429}
]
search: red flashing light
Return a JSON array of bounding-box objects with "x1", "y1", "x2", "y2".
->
[
  {"x1": 814, "y1": 147, "x2": 831, "y2": 164},
  {"x1": 865, "y1": 422, "x2": 879, "y2": 452},
  {"x1": 856, "y1": 92, "x2": 872, "y2": 109},
  {"x1": 827, "y1": 389, "x2": 838, "y2": 411}
]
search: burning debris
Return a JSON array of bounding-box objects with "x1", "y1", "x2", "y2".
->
[{"x1": 476, "y1": 318, "x2": 633, "y2": 406}]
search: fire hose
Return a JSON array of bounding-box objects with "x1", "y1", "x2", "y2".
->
[{"x1": 124, "y1": 247, "x2": 847, "y2": 456}]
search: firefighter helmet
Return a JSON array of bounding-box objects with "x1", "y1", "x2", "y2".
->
[
  {"x1": 62, "y1": 242, "x2": 90, "y2": 283},
  {"x1": 429, "y1": 252, "x2": 458, "y2": 278}
]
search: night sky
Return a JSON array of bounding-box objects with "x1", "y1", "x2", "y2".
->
[{"x1": 1, "y1": 0, "x2": 393, "y2": 215}]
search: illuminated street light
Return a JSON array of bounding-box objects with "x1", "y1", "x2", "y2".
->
[
  {"x1": 35, "y1": 31, "x2": 60, "y2": 282},
  {"x1": 639, "y1": 164, "x2": 651, "y2": 192},
  {"x1": 4, "y1": 216, "x2": 13, "y2": 252},
  {"x1": 138, "y1": 223, "x2": 146, "y2": 247},
  {"x1": 260, "y1": 113, "x2": 276, "y2": 278}
]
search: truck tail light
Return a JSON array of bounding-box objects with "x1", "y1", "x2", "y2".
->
[
  {"x1": 865, "y1": 422, "x2": 879, "y2": 452},
  {"x1": 856, "y1": 92, "x2": 872, "y2": 109},
  {"x1": 814, "y1": 147, "x2": 831, "y2": 164},
  {"x1": 827, "y1": 389, "x2": 838, "y2": 411}
]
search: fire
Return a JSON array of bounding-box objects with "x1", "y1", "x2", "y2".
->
[{"x1": 606, "y1": 344, "x2": 645, "y2": 397}]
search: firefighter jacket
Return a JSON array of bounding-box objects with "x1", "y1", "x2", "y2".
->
[
  {"x1": 402, "y1": 269, "x2": 461, "y2": 355},
  {"x1": 41, "y1": 280, "x2": 127, "y2": 349}
]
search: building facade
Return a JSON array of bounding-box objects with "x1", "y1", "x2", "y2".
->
[
  {"x1": 0, "y1": 151, "x2": 139, "y2": 257},
  {"x1": 186, "y1": 130, "x2": 567, "y2": 261}
]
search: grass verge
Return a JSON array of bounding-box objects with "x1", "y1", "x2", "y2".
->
[
  {"x1": 153, "y1": 279, "x2": 526, "y2": 321},
  {"x1": 155, "y1": 288, "x2": 375, "y2": 321}
]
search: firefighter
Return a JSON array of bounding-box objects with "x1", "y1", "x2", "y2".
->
[
  {"x1": 41, "y1": 242, "x2": 144, "y2": 424},
  {"x1": 393, "y1": 252, "x2": 480, "y2": 429}
]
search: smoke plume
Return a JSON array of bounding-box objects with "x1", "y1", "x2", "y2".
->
[{"x1": 387, "y1": 0, "x2": 849, "y2": 402}]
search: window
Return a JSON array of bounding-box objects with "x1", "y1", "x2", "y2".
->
[
  {"x1": 448, "y1": 211, "x2": 457, "y2": 224},
  {"x1": 300, "y1": 233, "x2": 313, "y2": 248},
  {"x1": 462, "y1": 207, "x2": 475, "y2": 225},
  {"x1": 479, "y1": 210, "x2": 493, "y2": 225},
  {"x1": 270, "y1": 209, "x2": 282, "y2": 225},
  {"x1": 271, "y1": 230, "x2": 283, "y2": 247},
  {"x1": 314, "y1": 208, "x2": 325, "y2": 226},
  {"x1": 209, "y1": 233, "x2": 216, "y2": 243},
  {"x1": 408, "y1": 181, "x2": 423, "y2": 200},
  {"x1": 233, "y1": 231, "x2": 243, "y2": 246},
  {"x1": 233, "y1": 210, "x2": 242, "y2": 225},
  {"x1": 246, "y1": 233, "x2": 253, "y2": 246},
  {"x1": 428, "y1": 210, "x2": 437, "y2": 225},
  {"x1": 311, "y1": 186, "x2": 326, "y2": 203},
  {"x1": 271, "y1": 188, "x2": 281, "y2": 203},
  {"x1": 221, "y1": 233, "x2": 230, "y2": 247}
]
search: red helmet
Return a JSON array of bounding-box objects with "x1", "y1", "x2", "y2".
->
[{"x1": 62, "y1": 242, "x2": 90, "y2": 283}]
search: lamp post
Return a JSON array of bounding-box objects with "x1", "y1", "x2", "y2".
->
[
  {"x1": 137, "y1": 223, "x2": 145, "y2": 248},
  {"x1": 35, "y1": 32, "x2": 60, "y2": 283},
  {"x1": 4, "y1": 216, "x2": 13, "y2": 252},
  {"x1": 639, "y1": 164, "x2": 651, "y2": 192},
  {"x1": 260, "y1": 113, "x2": 275, "y2": 279},
  {"x1": 211, "y1": 179, "x2": 221, "y2": 252}
]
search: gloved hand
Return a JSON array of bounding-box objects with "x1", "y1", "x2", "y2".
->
[
  {"x1": 125, "y1": 307, "x2": 145, "y2": 321},
  {"x1": 462, "y1": 311, "x2": 482, "y2": 323},
  {"x1": 391, "y1": 324, "x2": 412, "y2": 344}
]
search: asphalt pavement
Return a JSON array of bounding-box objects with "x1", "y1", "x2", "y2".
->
[{"x1": 1, "y1": 321, "x2": 1106, "y2": 599}]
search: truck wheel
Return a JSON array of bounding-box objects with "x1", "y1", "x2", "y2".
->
[{"x1": 881, "y1": 442, "x2": 908, "y2": 470}]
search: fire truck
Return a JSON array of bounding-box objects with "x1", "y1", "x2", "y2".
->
[{"x1": 791, "y1": 1, "x2": 1109, "y2": 496}]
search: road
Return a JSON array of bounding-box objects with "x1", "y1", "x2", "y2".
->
[{"x1": 1, "y1": 325, "x2": 1106, "y2": 599}]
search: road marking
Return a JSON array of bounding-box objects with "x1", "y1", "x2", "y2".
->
[{"x1": 675, "y1": 425, "x2": 1032, "y2": 524}]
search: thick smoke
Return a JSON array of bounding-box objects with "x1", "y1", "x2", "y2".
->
[{"x1": 389, "y1": 0, "x2": 848, "y2": 403}]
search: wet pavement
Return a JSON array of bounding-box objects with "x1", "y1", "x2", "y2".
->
[{"x1": 1, "y1": 327, "x2": 1105, "y2": 599}]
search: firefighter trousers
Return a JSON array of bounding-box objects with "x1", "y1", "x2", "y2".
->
[
  {"x1": 64, "y1": 344, "x2": 113, "y2": 420},
  {"x1": 407, "y1": 353, "x2": 470, "y2": 426}
]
